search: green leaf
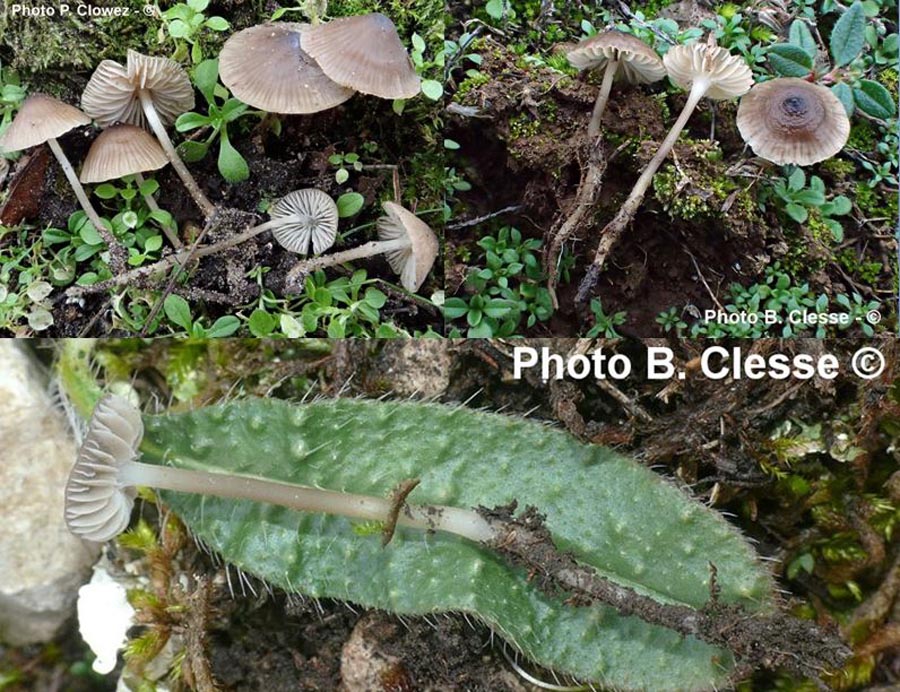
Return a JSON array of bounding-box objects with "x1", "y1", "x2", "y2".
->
[
  {"x1": 144, "y1": 235, "x2": 163, "y2": 252},
  {"x1": 364, "y1": 288, "x2": 387, "y2": 309},
  {"x1": 191, "y1": 59, "x2": 220, "y2": 105},
  {"x1": 788, "y1": 20, "x2": 817, "y2": 59},
  {"x1": 204, "y1": 16, "x2": 230, "y2": 31},
  {"x1": 335, "y1": 168, "x2": 350, "y2": 184},
  {"x1": 853, "y1": 80, "x2": 897, "y2": 119},
  {"x1": 787, "y1": 168, "x2": 806, "y2": 191},
  {"x1": 178, "y1": 140, "x2": 210, "y2": 163},
  {"x1": 824, "y1": 218, "x2": 844, "y2": 242},
  {"x1": 175, "y1": 111, "x2": 211, "y2": 132},
  {"x1": 139, "y1": 178, "x2": 160, "y2": 197},
  {"x1": 248, "y1": 309, "x2": 276, "y2": 337},
  {"x1": 217, "y1": 128, "x2": 250, "y2": 183},
  {"x1": 220, "y1": 98, "x2": 249, "y2": 123},
  {"x1": 206, "y1": 315, "x2": 241, "y2": 338},
  {"x1": 164, "y1": 294, "x2": 193, "y2": 331},
  {"x1": 786, "y1": 203, "x2": 808, "y2": 223},
  {"x1": 336, "y1": 192, "x2": 364, "y2": 218},
  {"x1": 79, "y1": 223, "x2": 103, "y2": 246},
  {"x1": 831, "y1": 82, "x2": 855, "y2": 116},
  {"x1": 830, "y1": 1, "x2": 866, "y2": 66},
  {"x1": 279, "y1": 314, "x2": 306, "y2": 338},
  {"x1": 420, "y1": 79, "x2": 444, "y2": 101},
  {"x1": 767, "y1": 44, "x2": 813, "y2": 77},
  {"x1": 443, "y1": 298, "x2": 469, "y2": 319},
  {"x1": 467, "y1": 321, "x2": 493, "y2": 337},
  {"x1": 93, "y1": 183, "x2": 119, "y2": 200},
  {"x1": 824, "y1": 195, "x2": 852, "y2": 216},
  {"x1": 168, "y1": 19, "x2": 191, "y2": 39},
  {"x1": 485, "y1": 0, "x2": 504, "y2": 20},
  {"x1": 443, "y1": 139, "x2": 460, "y2": 150}
]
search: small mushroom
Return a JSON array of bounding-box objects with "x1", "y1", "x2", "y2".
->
[
  {"x1": 0, "y1": 94, "x2": 125, "y2": 268},
  {"x1": 219, "y1": 22, "x2": 354, "y2": 113},
  {"x1": 285, "y1": 201, "x2": 438, "y2": 293},
  {"x1": 736, "y1": 78, "x2": 850, "y2": 166},
  {"x1": 566, "y1": 30, "x2": 665, "y2": 138},
  {"x1": 299, "y1": 13, "x2": 421, "y2": 100},
  {"x1": 80, "y1": 124, "x2": 180, "y2": 248},
  {"x1": 81, "y1": 50, "x2": 215, "y2": 217},
  {"x1": 268, "y1": 188, "x2": 339, "y2": 254},
  {"x1": 65, "y1": 394, "x2": 495, "y2": 544}
]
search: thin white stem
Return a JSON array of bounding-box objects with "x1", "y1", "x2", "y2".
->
[
  {"x1": 139, "y1": 90, "x2": 215, "y2": 218},
  {"x1": 119, "y1": 460, "x2": 496, "y2": 544},
  {"x1": 588, "y1": 58, "x2": 619, "y2": 139},
  {"x1": 135, "y1": 172, "x2": 182, "y2": 249},
  {"x1": 285, "y1": 236, "x2": 411, "y2": 288}
]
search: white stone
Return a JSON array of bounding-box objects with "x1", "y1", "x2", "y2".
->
[{"x1": 77, "y1": 561, "x2": 135, "y2": 674}]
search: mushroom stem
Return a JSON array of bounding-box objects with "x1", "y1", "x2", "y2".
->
[
  {"x1": 119, "y1": 459, "x2": 496, "y2": 544},
  {"x1": 135, "y1": 173, "x2": 182, "y2": 249},
  {"x1": 285, "y1": 236, "x2": 411, "y2": 288},
  {"x1": 138, "y1": 89, "x2": 215, "y2": 218},
  {"x1": 46, "y1": 137, "x2": 126, "y2": 271},
  {"x1": 576, "y1": 77, "x2": 710, "y2": 303},
  {"x1": 587, "y1": 58, "x2": 618, "y2": 139}
]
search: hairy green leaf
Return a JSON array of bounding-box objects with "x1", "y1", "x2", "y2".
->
[
  {"x1": 853, "y1": 79, "x2": 897, "y2": 119},
  {"x1": 830, "y1": 1, "x2": 866, "y2": 66},
  {"x1": 767, "y1": 44, "x2": 813, "y2": 77}
]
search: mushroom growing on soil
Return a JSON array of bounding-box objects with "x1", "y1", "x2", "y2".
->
[
  {"x1": 567, "y1": 30, "x2": 665, "y2": 138},
  {"x1": 576, "y1": 35, "x2": 753, "y2": 303},
  {"x1": 285, "y1": 201, "x2": 438, "y2": 293},
  {"x1": 65, "y1": 394, "x2": 495, "y2": 545},
  {"x1": 218, "y1": 22, "x2": 354, "y2": 113},
  {"x1": 736, "y1": 78, "x2": 850, "y2": 166},
  {"x1": 299, "y1": 13, "x2": 421, "y2": 100},
  {"x1": 0, "y1": 94, "x2": 125, "y2": 268},
  {"x1": 81, "y1": 50, "x2": 215, "y2": 217}
]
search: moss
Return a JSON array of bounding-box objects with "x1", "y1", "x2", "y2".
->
[
  {"x1": 456, "y1": 70, "x2": 491, "y2": 96},
  {"x1": 837, "y1": 250, "x2": 883, "y2": 285},
  {"x1": 847, "y1": 120, "x2": 878, "y2": 151},
  {"x1": 508, "y1": 113, "x2": 541, "y2": 140},
  {"x1": 854, "y1": 181, "x2": 899, "y2": 219},
  {"x1": 819, "y1": 158, "x2": 856, "y2": 181},
  {"x1": 880, "y1": 68, "x2": 898, "y2": 100}
]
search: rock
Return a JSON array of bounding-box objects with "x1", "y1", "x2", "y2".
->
[{"x1": 0, "y1": 342, "x2": 98, "y2": 645}]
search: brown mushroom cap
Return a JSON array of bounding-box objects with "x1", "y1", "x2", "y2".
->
[
  {"x1": 82, "y1": 50, "x2": 194, "y2": 128},
  {"x1": 736, "y1": 78, "x2": 850, "y2": 166},
  {"x1": 299, "y1": 13, "x2": 421, "y2": 100},
  {"x1": 219, "y1": 23, "x2": 354, "y2": 114},
  {"x1": 377, "y1": 201, "x2": 438, "y2": 292},
  {"x1": 79, "y1": 124, "x2": 168, "y2": 183},
  {"x1": 269, "y1": 188, "x2": 339, "y2": 255},
  {"x1": 0, "y1": 94, "x2": 90, "y2": 152},
  {"x1": 663, "y1": 40, "x2": 753, "y2": 100},
  {"x1": 566, "y1": 30, "x2": 665, "y2": 84}
]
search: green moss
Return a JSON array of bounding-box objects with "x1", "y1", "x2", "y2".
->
[
  {"x1": 847, "y1": 120, "x2": 878, "y2": 151},
  {"x1": 819, "y1": 159, "x2": 856, "y2": 180},
  {"x1": 456, "y1": 70, "x2": 491, "y2": 96},
  {"x1": 880, "y1": 68, "x2": 898, "y2": 100},
  {"x1": 837, "y1": 250, "x2": 883, "y2": 285},
  {"x1": 508, "y1": 113, "x2": 541, "y2": 140},
  {"x1": 854, "y1": 182, "x2": 898, "y2": 219}
]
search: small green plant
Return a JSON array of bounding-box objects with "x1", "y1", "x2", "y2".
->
[
  {"x1": 0, "y1": 60, "x2": 26, "y2": 156},
  {"x1": 329, "y1": 152, "x2": 363, "y2": 185},
  {"x1": 91, "y1": 177, "x2": 174, "y2": 266},
  {"x1": 765, "y1": 168, "x2": 852, "y2": 241},
  {"x1": 156, "y1": 0, "x2": 230, "y2": 64},
  {"x1": 585, "y1": 298, "x2": 627, "y2": 338},
  {"x1": 409, "y1": 32, "x2": 444, "y2": 101},
  {"x1": 163, "y1": 293, "x2": 241, "y2": 337},
  {"x1": 656, "y1": 306, "x2": 687, "y2": 336}
]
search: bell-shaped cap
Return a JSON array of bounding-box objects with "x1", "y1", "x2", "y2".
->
[
  {"x1": 377, "y1": 201, "x2": 438, "y2": 292},
  {"x1": 82, "y1": 50, "x2": 194, "y2": 128},
  {"x1": 0, "y1": 94, "x2": 90, "y2": 153},
  {"x1": 300, "y1": 13, "x2": 421, "y2": 99},
  {"x1": 219, "y1": 23, "x2": 354, "y2": 114},
  {"x1": 736, "y1": 78, "x2": 850, "y2": 166},
  {"x1": 79, "y1": 124, "x2": 168, "y2": 183},
  {"x1": 566, "y1": 30, "x2": 665, "y2": 84},
  {"x1": 663, "y1": 38, "x2": 753, "y2": 100},
  {"x1": 269, "y1": 188, "x2": 339, "y2": 255},
  {"x1": 64, "y1": 394, "x2": 144, "y2": 543}
]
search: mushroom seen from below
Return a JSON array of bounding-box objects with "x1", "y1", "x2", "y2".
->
[{"x1": 736, "y1": 78, "x2": 850, "y2": 166}]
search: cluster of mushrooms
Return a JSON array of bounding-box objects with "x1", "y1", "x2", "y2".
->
[
  {"x1": 0, "y1": 13, "x2": 438, "y2": 294},
  {"x1": 557, "y1": 29, "x2": 851, "y2": 302}
]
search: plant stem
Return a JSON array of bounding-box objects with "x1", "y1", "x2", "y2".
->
[
  {"x1": 139, "y1": 90, "x2": 215, "y2": 218},
  {"x1": 588, "y1": 58, "x2": 618, "y2": 139},
  {"x1": 285, "y1": 237, "x2": 411, "y2": 290}
]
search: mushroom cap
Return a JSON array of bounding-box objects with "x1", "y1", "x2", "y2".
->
[
  {"x1": 0, "y1": 94, "x2": 90, "y2": 153},
  {"x1": 79, "y1": 124, "x2": 168, "y2": 183},
  {"x1": 299, "y1": 13, "x2": 421, "y2": 100},
  {"x1": 269, "y1": 188, "x2": 339, "y2": 255},
  {"x1": 566, "y1": 30, "x2": 665, "y2": 84},
  {"x1": 663, "y1": 40, "x2": 753, "y2": 100},
  {"x1": 219, "y1": 23, "x2": 354, "y2": 114},
  {"x1": 64, "y1": 394, "x2": 144, "y2": 543},
  {"x1": 377, "y1": 201, "x2": 438, "y2": 292},
  {"x1": 736, "y1": 78, "x2": 850, "y2": 166},
  {"x1": 82, "y1": 50, "x2": 194, "y2": 128}
]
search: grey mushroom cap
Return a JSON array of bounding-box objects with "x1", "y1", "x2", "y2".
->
[
  {"x1": 219, "y1": 23, "x2": 354, "y2": 114},
  {"x1": 0, "y1": 94, "x2": 90, "y2": 153},
  {"x1": 566, "y1": 30, "x2": 665, "y2": 84},
  {"x1": 299, "y1": 13, "x2": 421, "y2": 99},
  {"x1": 663, "y1": 40, "x2": 753, "y2": 100},
  {"x1": 79, "y1": 124, "x2": 168, "y2": 183},
  {"x1": 64, "y1": 394, "x2": 144, "y2": 543},
  {"x1": 270, "y1": 188, "x2": 339, "y2": 255},
  {"x1": 377, "y1": 201, "x2": 438, "y2": 292},
  {"x1": 81, "y1": 50, "x2": 195, "y2": 128}
]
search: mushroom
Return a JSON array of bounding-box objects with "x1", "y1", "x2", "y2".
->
[
  {"x1": 299, "y1": 13, "x2": 421, "y2": 100},
  {"x1": 736, "y1": 78, "x2": 850, "y2": 166},
  {"x1": 79, "y1": 124, "x2": 181, "y2": 248},
  {"x1": 576, "y1": 35, "x2": 753, "y2": 302},
  {"x1": 218, "y1": 22, "x2": 354, "y2": 113},
  {"x1": 65, "y1": 394, "x2": 495, "y2": 545},
  {"x1": 566, "y1": 30, "x2": 665, "y2": 138},
  {"x1": 285, "y1": 201, "x2": 438, "y2": 293},
  {"x1": 81, "y1": 50, "x2": 215, "y2": 217},
  {"x1": 0, "y1": 94, "x2": 125, "y2": 268}
]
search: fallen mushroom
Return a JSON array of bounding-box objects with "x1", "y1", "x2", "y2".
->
[
  {"x1": 79, "y1": 123, "x2": 180, "y2": 248},
  {"x1": 81, "y1": 50, "x2": 215, "y2": 217},
  {"x1": 576, "y1": 35, "x2": 752, "y2": 303},
  {"x1": 299, "y1": 13, "x2": 421, "y2": 100},
  {"x1": 567, "y1": 30, "x2": 665, "y2": 138},
  {"x1": 0, "y1": 94, "x2": 125, "y2": 269},
  {"x1": 285, "y1": 201, "x2": 438, "y2": 293},
  {"x1": 736, "y1": 77, "x2": 850, "y2": 166},
  {"x1": 219, "y1": 22, "x2": 354, "y2": 113}
]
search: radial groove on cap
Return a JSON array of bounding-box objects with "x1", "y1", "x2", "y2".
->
[
  {"x1": 0, "y1": 94, "x2": 90, "y2": 152},
  {"x1": 664, "y1": 42, "x2": 753, "y2": 100},
  {"x1": 270, "y1": 188, "x2": 339, "y2": 255},
  {"x1": 219, "y1": 23, "x2": 354, "y2": 113},
  {"x1": 566, "y1": 31, "x2": 665, "y2": 84},
  {"x1": 300, "y1": 13, "x2": 421, "y2": 99},
  {"x1": 737, "y1": 78, "x2": 850, "y2": 166},
  {"x1": 377, "y1": 201, "x2": 438, "y2": 292},
  {"x1": 80, "y1": 124, "x2": 168, "y2": 183}
]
